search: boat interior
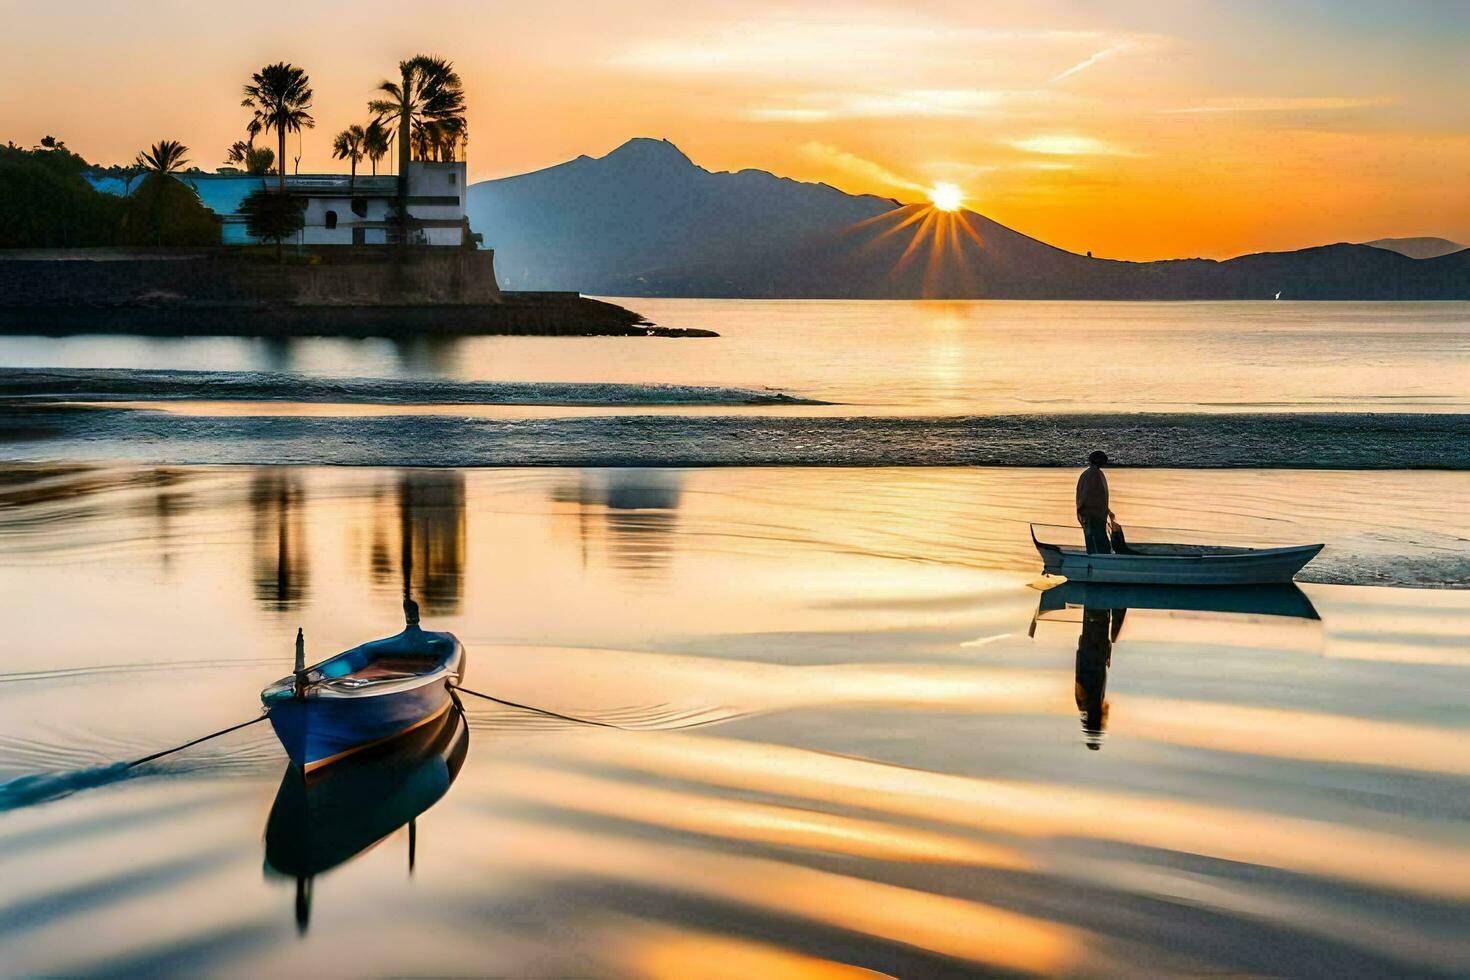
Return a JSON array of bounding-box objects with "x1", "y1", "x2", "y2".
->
[
  {"x1": 1054, "y1": 542, "x2": 1257, "y2": 558},
  {"x1": 302, "y1": 631, "x2": 458, "y2": 692}
]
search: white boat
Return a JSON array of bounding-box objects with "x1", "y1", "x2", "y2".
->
[{"x1": 1030, "y1": 524, "x2": 1323, "y2": 585}]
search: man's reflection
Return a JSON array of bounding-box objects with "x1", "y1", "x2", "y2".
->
[{"x1": 1074, "y1": 605, "x2": 1125, "y2": 750}]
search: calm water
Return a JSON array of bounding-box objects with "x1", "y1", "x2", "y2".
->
[
  {"x1": 1, "y1": 465, "x2": 1467, "y2": 975},
  {"x1": 2, "y1": 298, "x2": 1468, "y2": 975},
  {"x1": 0, "y1": 299, "x2": 1467, "y2": 413}
]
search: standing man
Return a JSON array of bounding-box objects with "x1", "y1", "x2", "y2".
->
[{"x1": 1076, "y1": 450, "x2": 1115, "y2": 554}]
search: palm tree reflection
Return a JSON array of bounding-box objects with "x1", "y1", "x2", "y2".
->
[
  {"x1": 369, "y1": 470, "x2": 466, "y2": 614},
  {"x1": 250, "y1": 471, "x2": 309, "y2": 611}
]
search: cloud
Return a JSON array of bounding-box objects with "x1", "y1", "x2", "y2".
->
[
  {"x1": 1160, "y1": 96, "x2": 1399, "y2": 114},
  {"x1": 1051, "y1": 42, "x2": 1133, "y2": 83},
  {"x1": 610, "y1": 13, "x2": 1164, "y2": 90},
  {"x1": 746, "y1": 89, "x2": 1025, "y2": 122},
  {"x1": 798, "y1": 142, "x2": 926, "y2": 193},
  {"x1": 1007, "y1": 135, "x2": 1139, "y2": 156}
]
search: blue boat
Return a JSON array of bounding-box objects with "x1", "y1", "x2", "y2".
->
[{"x1": 262, "y1": 600, "x2": 465, "y2": 774}]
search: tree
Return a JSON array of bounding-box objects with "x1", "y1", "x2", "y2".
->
[
  {"x1": 331, "y1": 125, "x2": 366, "y2": 189},
  {"x1": 363, "y1": 120, "x2": 391, "y2": 176},
  {"x1": 118, "y1": 141, "x2": 220, "y2": 247},
  {"x1": 368, "y1": 55, "x2": 465, "y2": 242},
  {"x1": 137, "y1": 139, "x2": 190, "y2": 175},
  {"x1": 225, "y1": 140, "x2": 275, "y2": 175},
  {"x1": 242, "y1": 62, "x2": 315, "y2": 192},
  {"x1": 240, "y1": 188, "x2": 304, "y2": 261},
  {"x1": 0, "y1": 143, "x2": 124, "y2": 247}
]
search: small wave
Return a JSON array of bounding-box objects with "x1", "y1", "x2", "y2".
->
[
  {"x1": 0, "y1": 763, "x2": 132, "y2": 811},
  {"x1": 0, "y1": 367, "x2": 829, "y2": 407},
  {"x1": 5, "y1": 407, "x2": 1466, "y2": 470}
]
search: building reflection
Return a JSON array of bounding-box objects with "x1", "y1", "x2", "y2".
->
[
  {"x1": 387, "y1": 335, "x2": 462, "y2": 376},
  {"x1": 370, "y1": 470, "x2": 466, "y2": 614},
  {"x1": 551, "y1": 469, "x2": 683, "y2": 578},
  {"x1": 147, "y1": 467, "x2": 193, "y2": 574},
  {"x1": 250, "y1": 471, "x2": 310, "y2": 611}
]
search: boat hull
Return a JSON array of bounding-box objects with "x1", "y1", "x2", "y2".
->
[
  {"x1": 263, "y1": 624, "x2": 465, "y2": 775},
  {"x1": 1037, "y1": 543, "x2": 1323, "y2": 585},
  {"x1": 267, "y1": 685, "x2": 457, "y2": 774}
]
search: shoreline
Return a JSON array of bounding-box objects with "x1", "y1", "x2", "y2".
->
[{"x1": 0, "y1": 297, "x2": 718, "y2": 338}]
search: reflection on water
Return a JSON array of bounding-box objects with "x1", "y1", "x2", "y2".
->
[
  {"x1": 368, "y1": 470, "x2": 467, "y2": 614},
  {"x1": 1074, "y1": 606, "x2": 1119, "y2": 749},
  {"x1": 0, "y1": 465, "x2": 1467, "y2": 976},
  {"x1": 1034, "y1": 583, "x2": 1326, "y2": 750},
  {"x1": 250, "y1": 471, "x2": 310, "y2": 611},
  {"x1": 265, "y1": 706, "x2": 469, "y2": 932},
  {"x1": 552, "y1": 469, "x2": 683, "y2": 578},
  {"x1": 1, "y1": 299, "x2": 1466, "y2": 413}
]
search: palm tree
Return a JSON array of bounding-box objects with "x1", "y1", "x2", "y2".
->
[
  {"x1": 363, "y1": 120, "x2": 391, "y2": 176},
  {"x1": 331, "y1": 125, "x2": 366, "y2": 189},
  {"x1": 242, "y1": 63, "x2": 315, "y2": 192},
  {"x1": 138, "y1": 140, "x2": 190, "y2": 175},
  {"x1": 369, "y1": 55, "x2": 465, "y2": 239}
]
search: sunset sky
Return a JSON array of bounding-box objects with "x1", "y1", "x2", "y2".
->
[{"x1": 3, "y1": 0, "x2": 1467, "y2": 259}]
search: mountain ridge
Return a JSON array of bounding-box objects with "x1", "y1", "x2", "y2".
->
[{"x1": 468, "y1": 138, "x2": 1470, "y2": 300}]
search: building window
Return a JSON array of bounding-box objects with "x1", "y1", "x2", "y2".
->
[
  {"x1": 324, "y1": 210, "x2": 338, "y2": 230},
  {"x1": 351, "y1": 199, "x2": 368, "y2": 218},
  {"x1": 448, "y1": 172, "x2": 456, "y2": 186}
]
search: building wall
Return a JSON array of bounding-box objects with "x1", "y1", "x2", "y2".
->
[
  {"x1": 89, "y1": 164, "x2": 471, "y2": 248},
  {"x1": 298, "y1": 196, "x2": 395, "y2": 247},
  {"x1": 404, "y1": 162, "x2": 469, "y2": 247}
]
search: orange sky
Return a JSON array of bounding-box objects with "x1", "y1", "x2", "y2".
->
[{"x1": 3, "y1": 1, "x2": 1467, "y2": 259}]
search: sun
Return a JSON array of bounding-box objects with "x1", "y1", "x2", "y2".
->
[{"x1": 928, "y1": 183, "x2": 964, "y2": 212}]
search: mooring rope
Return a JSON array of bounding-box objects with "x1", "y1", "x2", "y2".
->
[
  {"x1": 124, "y1": 713, "x2": 270, "y2": 769},
  {"x1": 118, "y1": 679, "x2": 619, "y2": 775},
  {"x1": 448, "y1": 683, "x2": 624, "y2": 730}
]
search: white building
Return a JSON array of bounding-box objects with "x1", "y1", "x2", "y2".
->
[{"x1": 110, "y1": 161, "x2": 474, "y2": 248}]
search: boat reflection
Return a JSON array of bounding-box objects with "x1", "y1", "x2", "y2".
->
[
  {"x1": 1031, "y1": 583, "x2": 1320, "y2": 750},
  {"x1": 263, "y1": 704, "x2": 470, "y2": 932}
]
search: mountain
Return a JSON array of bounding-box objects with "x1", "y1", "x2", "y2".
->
[
  {"x1": 468, "y1": 138, "x2": 897, "y2": 291},
  {"x1": 1361, "y1": 237, "x2": 1465, "y2": 260},
  {"x1": 469, "y1": 138, "x2": 1470, "y2": 300}
]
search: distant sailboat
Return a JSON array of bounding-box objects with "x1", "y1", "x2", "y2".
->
[{"x1": 1274, "y1": 290, "x2": 1282, "y2": 300}]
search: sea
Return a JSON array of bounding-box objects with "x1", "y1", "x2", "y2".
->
[{"x1": 1, "y1": 299, "x2": 1467, "y2": 976}]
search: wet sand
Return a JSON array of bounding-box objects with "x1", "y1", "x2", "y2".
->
[{"x1": 1, "y1": 464, "x2": 1466, "y2": 976}]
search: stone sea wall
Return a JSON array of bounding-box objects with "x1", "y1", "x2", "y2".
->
[
  {"x1": 0, "y1": 248, "x2": 708, "y2": 336},
  {"x1": 0, "y1": 247, "x2": 501, "y2": 306}
]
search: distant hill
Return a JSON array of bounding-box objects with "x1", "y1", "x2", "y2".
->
[
  {"x1": 469, "y1": 138, "x2": 1470, "y2": 300},
  {"x1": 1361, "y1": 237, "x2": 1465, "y2": 260}
]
